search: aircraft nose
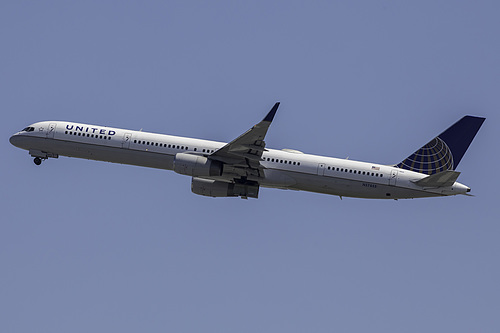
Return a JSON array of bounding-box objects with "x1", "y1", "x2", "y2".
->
[{"x1": 9, "y1": 133, "x2": 22, "y2": 148}]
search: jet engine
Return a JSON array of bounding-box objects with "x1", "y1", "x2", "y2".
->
[
  {"x1": 191, "y1": 178, "x2": 259, "y2": 198},
  {"x1": 173, "y1": 153, "x2": 222, "y2": 177}
]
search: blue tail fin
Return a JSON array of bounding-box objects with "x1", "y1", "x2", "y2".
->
[{"x1": 396, "y1": 115, "x2": 485, "y2": 175}]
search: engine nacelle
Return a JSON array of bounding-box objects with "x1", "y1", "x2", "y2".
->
[
  {"x1": 191, "y1": 178, "x2": 259, "y2": 198},
  {"x1": 173, "y1": 153, "x2": 222, "y2": 177}
]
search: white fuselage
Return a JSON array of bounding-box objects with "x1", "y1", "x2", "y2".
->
[{"x1": 10, "y1": 121, "x2": 470, "y2": 199}]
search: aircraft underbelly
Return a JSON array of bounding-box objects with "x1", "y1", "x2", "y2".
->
[
  {"x1": 264, "y1": 169, "x2": 436, "y2": 199},
  {"x1": 19, "y1": 136, "x2": 175, "y2": 170}
]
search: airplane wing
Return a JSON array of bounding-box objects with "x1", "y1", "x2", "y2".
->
[{"x1": 208, "y1": 102, "x2": 280, "y2": 180}]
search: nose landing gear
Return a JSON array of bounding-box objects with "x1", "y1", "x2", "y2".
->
[{"x1": 29, "y1": 150, "x2": 58, "y2": 165}]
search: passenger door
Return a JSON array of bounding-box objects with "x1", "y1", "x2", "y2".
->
[
  {"x1": 46, "y1": 123, "x2": 56, "y2": 138},
  {"x1": 121, "y1": 133, "x2": 132, "y2": 148},
  {"x1": 389, "y1": 169, "x2": 398, "y2": 186},
  {"x1": 317, "y1": 163, "x2": 326, "y2": 176}
]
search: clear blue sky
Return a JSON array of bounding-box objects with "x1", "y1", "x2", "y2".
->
[{"x1": 1, "y1": 1, "x2": 499, "y2": 332}]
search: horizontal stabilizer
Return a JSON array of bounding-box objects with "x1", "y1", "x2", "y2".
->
[{"x1": 412, "y1": 170, "x2": 461, "y2": 188}]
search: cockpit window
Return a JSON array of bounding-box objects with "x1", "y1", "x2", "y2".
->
[{"x1": 22, "y1": 127, "x2": 35, "y2": 132}]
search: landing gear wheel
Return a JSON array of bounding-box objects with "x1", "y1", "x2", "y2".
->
[{"x1": 34, "y1": 157, "x2": 42, "y2": 165}]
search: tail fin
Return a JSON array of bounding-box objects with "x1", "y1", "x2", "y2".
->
[{"x1": 396, "y1": 115, "x2": 485, "y2": 175}]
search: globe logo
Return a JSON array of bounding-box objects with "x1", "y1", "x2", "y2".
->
[{"x1": 397, "y1": 137, "x2": 454, "y2": 175}]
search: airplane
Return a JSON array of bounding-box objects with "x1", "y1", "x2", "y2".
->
[{"x1": 9, "y1": 103, "x2": 485, "y2": 200}]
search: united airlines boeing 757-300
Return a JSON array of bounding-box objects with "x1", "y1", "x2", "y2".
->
[{"x1": 9, "y1": 103, "x2": 485, "y2": 199}]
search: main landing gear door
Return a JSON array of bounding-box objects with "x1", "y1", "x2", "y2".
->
[{"x1": 122, "y1": 133, "x2": 132, "y2": 148}]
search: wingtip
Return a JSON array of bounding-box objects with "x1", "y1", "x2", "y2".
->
[{"x1": 263, "y1": 102, "x2": 280, "y2": 122}]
